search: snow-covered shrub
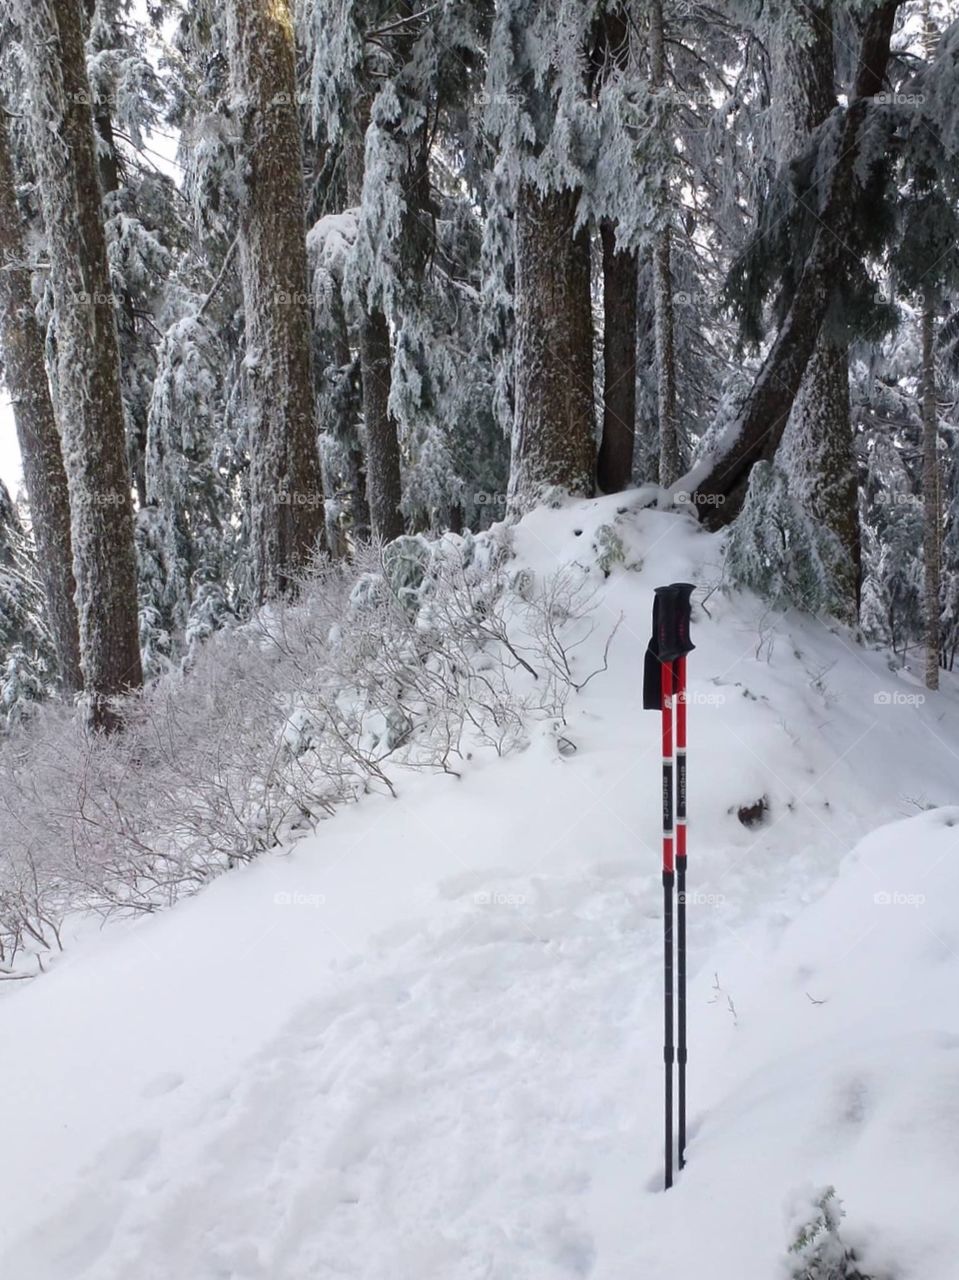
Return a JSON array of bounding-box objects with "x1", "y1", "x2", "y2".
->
[
  {"x1": 726, "y1": 462, "x2": 848, "y2": 619},
  {"x1": 860, "y1": 491, "x2": 925, "y2": 660},
  {"x1": 786, "y1": 1187, "x2": 872, "y2": 1280},
  {"x1": 0, "y1": 533, "x2": 616, "y2": 975},
  {"x1": 592, "y1": 524, "x2": 627, "y2": 577},
  {"x1": 381, "y1": 534, "x2": 434, "y2": 611},
  {"x1": 0, "y1": 483, "x2": 56, "y2": 719},
  {"x1": 1, "y1": 646, "x2": 46, "y2": 731}
]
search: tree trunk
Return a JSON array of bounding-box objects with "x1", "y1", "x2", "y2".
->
[
  {"x1": 347, "y1": 105, "x2": 403, "y2": 544},
  {"x1": 83, "y1": 0, "x2": 149, "y2": 509},
  {"x1": 0, "y1": 108, "x2": 82, "y2": 696},
  {"x1": 921, "y1": 288, "x2": 940, "y2": 691},
  {"x1": 508, "y1": 183, "x2": 595, "y2": 512},
  {"x1": 789, "y1": 344, "x2": 860, "y2": 612},
  {"x1": 359, "y1": 307, "x2": 404, "y2": 542},
  {"x1": 653, "y1": 226, "x2": 679, "y2": 486},
  {"x1": 687, "y1": 1, "x2": 899, "y2": 525},
  {"x1": 317, "y1": 269, "x2": 370, "y2": 549},
  {"x1": 771, "y1": 0, "x2": 861, "y2": 623},
  {"x1": 226, "y1": 0, "x2": 325, "y2": 601},
  {"x1": 592, "y1": 6, "x2": 638, "y2": 493},
  {"x1": 598, "y1": 221, "x2": 637, "y2": 493},
  {"x1": 15, "y1": 0, "x2": 143, "y2": 729},
  {"x1": 650, "y1": 0, "x2": 679, "y2": 487}
]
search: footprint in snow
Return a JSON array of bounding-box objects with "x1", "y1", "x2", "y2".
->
[
  {"x1": 141, "y1": 1070, "x2": 184, "y2": 1099},
  {"x1": 99, "y1": 1129, "x2": 162, "y2": 1181}
]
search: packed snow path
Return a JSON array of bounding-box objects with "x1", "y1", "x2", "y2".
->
[{"x1": 2, "y1": 500, "x2": 958, "y2": 1278}]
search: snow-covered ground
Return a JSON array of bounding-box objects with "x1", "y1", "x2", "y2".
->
[{"x1": 2, "y1": 497, "x2": 958, "y2": 1278}]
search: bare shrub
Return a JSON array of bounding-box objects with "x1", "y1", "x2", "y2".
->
[{"x1": 0, "y1": 534, "x2": 616, "y2": 975}]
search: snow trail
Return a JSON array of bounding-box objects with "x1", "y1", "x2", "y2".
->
[{"x1": 2, "y1": 498, "x2": 958, "y2": 1278}]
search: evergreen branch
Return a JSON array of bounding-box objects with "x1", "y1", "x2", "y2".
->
[{"x1": 196, "y1": 235, "x2": 238, "y2": 320}]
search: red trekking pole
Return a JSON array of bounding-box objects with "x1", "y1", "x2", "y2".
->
[
  {"x1": 660, "y1": 657, "x2": 675, "y2": 1190},
  {"x1": 644, "y1": 584, "x2": 694, "y2": 1191},
  {"x1": 674, "y1": 652, "x2": 688, "y2": 1171}
]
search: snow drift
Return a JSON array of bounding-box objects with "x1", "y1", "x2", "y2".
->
[{"x1": 1, "y1": 495, "x2": 957, "y2": 1279}]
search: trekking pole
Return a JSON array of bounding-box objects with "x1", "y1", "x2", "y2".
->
[
  {"x1": 660, "y1": 656, "x2": 675, "y2": 1192},
  {"x1": 674, "y1": 652, "x2": 688, "y2": 1172},
  {"x1": 644, "y1": 584, "x2": 695, "y2": 1192}
]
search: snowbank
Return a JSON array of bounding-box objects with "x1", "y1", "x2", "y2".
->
[{"x1": 1, "y1": 496, "x2": 957, "y2": 1278}]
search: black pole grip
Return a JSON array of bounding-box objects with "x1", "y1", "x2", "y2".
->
[{"x1": 644, "y1": 583, "x2": 695, "y2": 710}]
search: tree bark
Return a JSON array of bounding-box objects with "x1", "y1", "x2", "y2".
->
[
  {"x1": 83, "y1": 0, "x2": 149, "y2": 510},
  {"x1": 0, "y1": 108, "x2": 82, "y2": 696},
  {"x1": 687, "y1": 1, "x2": 900, "y2": 525},
  {"x1": 359, "y1": 306, "x2": 404, "y2": 542},
  {"x1": 653, "y1": 225, "x2": 679, "y2": 486},
  {"x1": 592, "y1": 6, "x2": 638, "y2": 493},
  {"x1": 316, "y1": 265, "x2": 370, "y2": 550},
  {"x1": 226, "y1": 0, "x2": 325, "y2": 600},
  {"x1": 771, "y1": 0, "x2": 861, "y2": 622},
  {"x1": 508, "y1": 184, "x2": 596, "y2": 511},
  {"x1": 348, "y1": 103, "x2": 403, "y2": 544},
  {"x1": 598, "y1": 221, "x2": 637, "y2": 493},
  {"x1": 15, "y1": 0, "x2": 143, "y2": 729},
  {"x1": 788, "y1": 344, "x2": 860, "y2": 616},
  {"x1": 921, "y1": 288, "x2": 940, "y2": 690},
  {"x1": 650, "y1": 0, "x2": 679, "y2": 487}
]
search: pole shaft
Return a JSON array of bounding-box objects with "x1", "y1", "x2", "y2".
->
[
  {"x1": 675, "y1": 655, "x2": 687, "y2": 1171},
  {"x1": 661, "y1": 660, "x2": 674, "y2": 1190}
]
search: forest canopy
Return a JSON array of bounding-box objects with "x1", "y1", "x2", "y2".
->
[{"x1": 0, "y1": 0, "x2": 956, "y2": 728}]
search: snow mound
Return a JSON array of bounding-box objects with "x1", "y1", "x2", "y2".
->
[
  {"x1": 662, "y1": 807, "x2": 959, "y2": 1279},
  {"x1": 1, "y1": 495, "x2": 958, "y2": 1278}
]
